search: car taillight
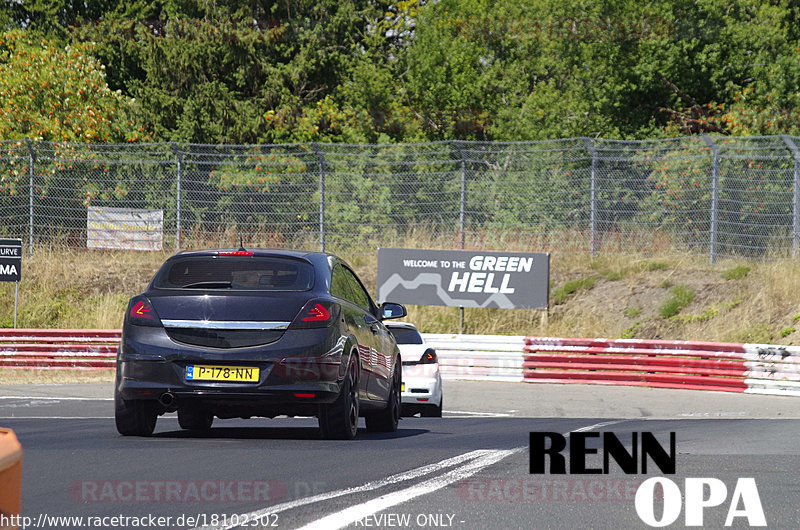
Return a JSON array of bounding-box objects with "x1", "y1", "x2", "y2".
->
[
  {"x1": 131, "y1": 301, "x2": 152, "y2": 319},
  {"x1": 127, "y1": 296, "x2": 162, "y2": 327},
  {"x1": 289, "y1": 300, "x2": 340, "y2": 329},
  {"x1": 303, "y1": 304, "x2": 330, "y2": 321},
  {"x1": 419, "y1": 348, "x2": 437, "y2": 364},
  {"x1": 219, "y1": 251, "x2": 253, "y2": 256}
]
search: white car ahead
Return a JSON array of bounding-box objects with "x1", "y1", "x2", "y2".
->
[{"x1": 385, "y1": 322, "x2": 443, "y2": 417}]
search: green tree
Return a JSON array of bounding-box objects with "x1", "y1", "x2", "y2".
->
[
  {"x1": 0, "y1": 29, "x2": 138, "y2": 141},
  {"x1": 70, "y1": 1, "x2": 394, "y2": 144},
  {"x1": 6, "y1": 0, "x2": 800, "y2": 143},
  {"x1": 393, "y1": 0, "x2": 800, "y2": 140}
]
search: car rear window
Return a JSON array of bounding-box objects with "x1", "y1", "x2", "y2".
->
[
  {"x1": 153, "y1": 256, "x2": 314, "y2": 291},
  {"x1": 388, "y1": 327, "x2": 423, "y2": 345}
]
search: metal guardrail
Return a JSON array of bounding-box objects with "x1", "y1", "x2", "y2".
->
[
  {"x1": 523, "y1": 337, "x2": 800, "y2": 396},
  {"x1": 0, "y1": 329, "x2": 118, "y2": 369},
  {"x1": 423, "y1": 333, "x2": 525, "y2": 382},
  {"x1": 2, "y1": 329, "x2": 798, "y2": 397},
  {"x1": 427, "y1": 333, "x2": 800, "y2": 396},
  {"x1": 523, "y1": 337, "x2": 748, "y2": 393}
]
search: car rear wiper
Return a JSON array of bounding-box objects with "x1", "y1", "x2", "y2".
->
[{"x1": 181, "y1": 281, "x2": 233, "y2": 289}]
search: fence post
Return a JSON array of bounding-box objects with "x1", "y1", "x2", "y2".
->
[
  {"x1": 170, "y1": 142, "x2": 182, "y2": 251},
  {"x1": 24, "y1": 138, "x2": 34, "y2": 257},
  {"x1": 312, "y1": 143, "x2": 326, "y2": 252},
  {"x1": 702, "y1": 135, "x2": 719, "y2": 264},
  {"x1": 453, "y1": 141, "x2": 467, "y2": 250},
  {"x1": 450, "y1": 141, "x2": 468, "y2": 333},
  {"x1": 582, "y1": 138, "x2": 597, "y2": 257},
  {"x1": 781, "y1": 135, "x2": 800, "y2": 256}
]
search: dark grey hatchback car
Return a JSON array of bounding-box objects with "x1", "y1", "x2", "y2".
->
[{"x1": 115, "y1": 248, "x2": 407, "y2": 439}]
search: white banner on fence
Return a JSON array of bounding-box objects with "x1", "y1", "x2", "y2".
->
[{"x1": 87, "y1": 207, "x2": 164, "y2": 251}]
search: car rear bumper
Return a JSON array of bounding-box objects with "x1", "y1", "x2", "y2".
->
[
  {"x1": 118, "y1": 360, "x2": 343, "y2": 416},
  {"x1": 117, "y1": 324, "x2": 348, "y2": 416},
  {"x1": 401, "y1": 374, "x2": 441, "y2": 405}
]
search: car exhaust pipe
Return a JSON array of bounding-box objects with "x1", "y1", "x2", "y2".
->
[{"x1": 158, "y1": 392, "x2": 176, "y2": 409}]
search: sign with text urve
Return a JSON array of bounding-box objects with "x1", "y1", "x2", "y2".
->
[{"x1": 0, "y1": 238, "x2": 22, "y2": 282}]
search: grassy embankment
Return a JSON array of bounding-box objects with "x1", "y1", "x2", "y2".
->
[{"x1": 3, "y1": 242, "x2": 800, "y2": 383}]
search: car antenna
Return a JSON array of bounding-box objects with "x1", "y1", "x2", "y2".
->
[{"x1": 238, "y1": 235, "x2": 246, "y2": 252}]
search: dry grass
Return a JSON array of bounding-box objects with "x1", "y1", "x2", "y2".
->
[
  {"x1": 0, "y1": 247, "x2": 168, "y2": 329},
  {"x1": 0, "y1": 369, "x2": 115, "y2": 384}
]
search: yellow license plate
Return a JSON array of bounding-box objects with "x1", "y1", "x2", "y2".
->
[{"x1": 186, "y1": 365, "x2": 259, "y2": 382}]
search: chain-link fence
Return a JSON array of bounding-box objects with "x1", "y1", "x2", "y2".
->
[{"x1": 2, "y1": 135, "x2": 799, "y2": 261}]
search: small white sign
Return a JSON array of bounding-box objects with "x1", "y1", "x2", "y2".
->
[{"x1": 87, "y1": 207, "x2": 163, "y2": 251}]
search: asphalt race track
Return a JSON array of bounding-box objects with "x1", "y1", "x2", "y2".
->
[{"x1": 2, "y1": 381, "x2": 800, "y2": 529}]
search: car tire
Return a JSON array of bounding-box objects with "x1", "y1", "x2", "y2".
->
[
  {"x1": 319, "y1": 361, "x2": 359, "y2": 440},
  {"x1": 115, "y1": 390, "x2": 157, "y2": 436},
  {"x1": 365, "y1": 361, "x2": 401, "y2": 433},
  {"x1": 178, "y1": 406, "x2": 214, "y2": 431},
  {"x1": 422, "y1": 395, "x2": 443, "y2": 418}
]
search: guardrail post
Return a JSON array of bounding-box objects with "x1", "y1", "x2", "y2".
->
[
  {"x1": 312, "y1": 143, "x2": 326, "y2": 252},
  {"x1": 170, "y1": 142, "x2": 182, "y2": 251},
  {"x1": 781, "y1": 135, "x2": 800, "y2": 256},
  {"x1": 24, "y1": 138, "x2": 35, "y2": 257},
  {"x1": 582, "y1": 138, "x2": 597, "y2": 257},
  {"x1": 702, "y1": 135, "x2": 719, "y2": 264}
]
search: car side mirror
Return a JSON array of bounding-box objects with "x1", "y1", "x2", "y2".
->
[{"x1": 380, "y1": 302, "x2": 407, "y2": 320}]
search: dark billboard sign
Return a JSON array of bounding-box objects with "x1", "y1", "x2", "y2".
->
[
  {"x1": 0, "y1": 238, "x2": 22, "y2": 282},
  {"x1": 377, "y1": 248, "x2": 549, "y2": 310}
]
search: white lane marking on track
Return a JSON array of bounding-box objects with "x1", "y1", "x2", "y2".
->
[
  {"x1": 195, "y1": 420, "x2": 631, "y2": 530},
  {"x1": 194, "y1": 449, "x2": 503, "y2": 530},
  {"x1": 444, "y1": 410, "x2": 512, "y2": 417},
  {"x1": 294, "y1": 420, "x2": 632, "y2": 529},
  {"x1": 1, "y1": 400, "x2": 62, "y2": 408},
  {"x1": 0, "y1": 396, "x2": 112, "y2": 401},
  {"x1": 295, "y1": 449, "x2": 519, "y2": 530}
]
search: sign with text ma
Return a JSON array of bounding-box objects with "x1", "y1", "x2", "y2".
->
[
  {"x1": 0, "y1": 238, "x2": 22, "y2": 282},
  {"x1": 377, "y1": 248, "x2": 549, "y2": 310}
]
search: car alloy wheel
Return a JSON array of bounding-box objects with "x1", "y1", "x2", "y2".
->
[{"x1": 319, "y1": 360, "x2": 359, "y2": 440}]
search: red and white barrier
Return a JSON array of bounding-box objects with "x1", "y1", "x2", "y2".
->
[
  {"x1": 523, "y1": 337, "x2": 800, "y2": 396},
  {"x1": 0, "y1": 329, "x2": 118, "y2": 369},
  {"x1": 425, "y1": 333, "x2": 800, "y2": 396},
  {"x1": 2, "y1": 329, "x2": 799, "y2": 397},
  {"x1": 423, "y1": 334, "x2": 526, "y2": 382}
]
